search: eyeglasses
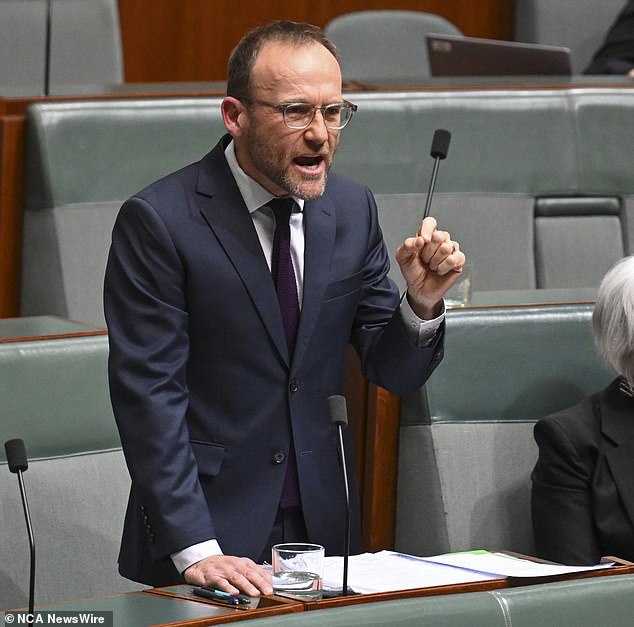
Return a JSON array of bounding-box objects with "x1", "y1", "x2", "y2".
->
[{"x1": 238, "y1": 96, "x2": 358, "y2": 130}]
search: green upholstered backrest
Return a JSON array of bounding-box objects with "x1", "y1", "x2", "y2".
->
[
  {"x1": 23, "y1": 89, "x2": 634, "y2": 204},
  {"x1": 336, "y1": 88, "x2": 634, "y2": 196},
  {"x1": 336, "y1": 89, "x2": 576, "y2": 194},
  {"x1": 491, "y1": 573, "x2": 634, "y2": 627},
  {"x1": 0, "y1": 450, "x2": 142, "y2": 609},
  {"x1": 407, "y1": 304, "x2": 613, "y2": 426},
  {"x1": 396, "y1": 303, "x2": 614, "y2": 558},
  {"x1": 324, "y1": 10, "x2": 462, "y2": 83},
  {"x1": 0, "y1": 333, "x2": 118, "y2": 461},
  {"x1": 376, "y1": 192, "x2": 537, "y2": 292},
  {"x1": 0, "y1": 329, "x2": 144, "y2": 608},
  {"x1": 21, "y1": 98, "x2": 227, "y2": 325},
  {"x1": 232, "y1": 591, "x2": 507, "y2": 627},
  {"x1": 20, "y1": 91, "x2": 634, "y2": 327},
  {"x1": 24, "y1": 98, "x2": 226, "y2": 210},
  {"x1": 228, "y1": 574, "x2": 634, "y2": 627},
  {"x1": 34, "y1": 90, "x2": 609, "y2": 200}
]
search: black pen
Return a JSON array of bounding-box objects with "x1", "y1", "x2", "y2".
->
[{"x1": 191, "y1": 586, "x2": 251, "y2": 607}]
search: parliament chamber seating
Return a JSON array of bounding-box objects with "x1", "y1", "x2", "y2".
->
[
  {"x1": 20, "y1": 98, "x2": 226, "y2": 326},
  {"x1": 323, "y1": 10, "x2": 463, "y2": 83},
  {"x1": 19, "y1": 87, "x2": 634, "y2": 325},
  {"x1": 0, "y1": 0, "x2": 124, "y2": 96},
  {"x1": 339, "y1": 88, "x2": 634, "y2": 291},
  {"x1": 0, "y1": 328, "x2": 145, "y2": 609},
  {"x1": 394, "y1": 302, "x2": 613, "y2": 558},
  {"x1": 10, "y1": 87, "x2": 631, "y2": 610},
  {"x1": 228, "y1": 574, "x2": 634, "y2": 627}
]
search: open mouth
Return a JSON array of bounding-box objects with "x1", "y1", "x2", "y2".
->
[{"x1": 293, "y1": 155, "x2": 324, "y2": 171}]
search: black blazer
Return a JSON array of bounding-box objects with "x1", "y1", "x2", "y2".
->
[
  {"x1": 585, "y1": 0, "x2": 634, "y2": 74},
  {"x1": 104, "y1": 135, "x2": 444, "y2": 586},
  {"x1": 531, "y1": 378, "x2": 634, "y2": 564}
]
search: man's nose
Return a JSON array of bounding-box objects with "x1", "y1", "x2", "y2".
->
[{"x1": 303, "y1": 109, "x2": 329, "y2": 144}]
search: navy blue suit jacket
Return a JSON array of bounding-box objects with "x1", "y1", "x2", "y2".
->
[{"x1": 104, "y1": 135, "x2": 444, "y2": 586}]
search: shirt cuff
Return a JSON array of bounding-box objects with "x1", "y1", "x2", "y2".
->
[
  {"x1": 171, "y1": 539, "x2": 223, "y2": 574},
  {"x1": 399, "y1": 292, "x2": 445, "y2": 347}
]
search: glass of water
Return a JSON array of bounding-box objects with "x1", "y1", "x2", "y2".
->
[{"x1": 271, "y1": 543, "x2": 324, "y2": 600}]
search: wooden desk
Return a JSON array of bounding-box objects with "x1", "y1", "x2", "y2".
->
[
  {"x1": 15, "y1": 559, "x2": 633, "y2": 626},
  {"x1": 10, "y1": 589, "x2": 300, "y2": 627}
]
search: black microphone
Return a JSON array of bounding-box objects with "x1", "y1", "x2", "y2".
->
[
  {"x1": 5, "y1": 439, "x2": 36, "y2": 615},
  {"x1": 44, "y1": 0, "x2": 52, "y2": 96},
  {"x1": 422, "y1": 129, "x2": 451, "y2": 219},
  {"x1": 327, "y1": 395, "x2": 352, "y2": 596}
]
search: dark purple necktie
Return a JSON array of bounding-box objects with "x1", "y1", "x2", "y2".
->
[
  {"x1": 270, "y1": 198, "x2": 300, "y2": 354},
  {"x1": 269, "y1": 197, "x2": 301, "y2": 509}
]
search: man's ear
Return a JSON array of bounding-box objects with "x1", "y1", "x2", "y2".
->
[{"x1": 222, "y1": 97, "x2": 247, "y2": 138}]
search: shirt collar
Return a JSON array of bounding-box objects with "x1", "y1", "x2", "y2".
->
[{"x1": 225, "y1": 140, "x2": 304, "y2": 215}]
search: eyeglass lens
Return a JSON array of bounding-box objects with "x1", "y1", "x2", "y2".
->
[{"x1": 284, "y1": 103, "x2": 353, "y2": 129}]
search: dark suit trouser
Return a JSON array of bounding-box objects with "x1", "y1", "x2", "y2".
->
[{"x1": 258, "y1": 506, "x2": 308, "y2": 564}]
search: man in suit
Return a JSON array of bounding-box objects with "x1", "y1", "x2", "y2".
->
[{"x1": 104, "y1": 20, "x2": 465, "y2": 596}]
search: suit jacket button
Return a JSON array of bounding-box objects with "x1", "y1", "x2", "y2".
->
[
  {"x1": 273, "y1": 451, "x2": 286, "y2": 464},
  {"x1": 289, "y1": 380, "x2": 299, "y2": 393}
]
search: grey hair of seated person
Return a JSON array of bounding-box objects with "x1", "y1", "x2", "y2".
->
[{"x1": 592, "y1": 255, "x2": 634, "y2": 386}]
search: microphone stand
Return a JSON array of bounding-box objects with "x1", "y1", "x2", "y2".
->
[
  {"x1": 5, "y1": 439, "x2": 35, "y2": 616},
  {"x1": 44, "y1": 0, "x2": 52, "y2": 96},
  {"x1": 17, "y1": 469, "x2": 36, "y2": 616},
  {"x1": 423, "y1": 129, "x2": 451, "y2": 219},
  {"x1": 328, "y1": 395, "x2": 352, "y2": 596},
  {"x1": 335, "y1": 420, "x2": 351, "y2": 596}
]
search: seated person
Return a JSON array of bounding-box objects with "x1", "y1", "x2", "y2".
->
[
  {"x1": 585, "y1": 0, "x2": 634, "y2": 75},
  {"x1": 531, "y1": 256, "x2": 634, "y2": 565}
]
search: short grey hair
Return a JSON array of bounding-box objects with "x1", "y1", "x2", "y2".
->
[{"x1": 592, "y1": 256, "x2": 634, "y2": 385}]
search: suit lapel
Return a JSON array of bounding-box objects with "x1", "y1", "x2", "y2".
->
[
  {"x1": 291, "y1": 195, "x2": 336, "y2": 371},
  {"x1": 602, "y1": 381, "x2": 634, "y2": 528},
  {"x1": 196, "y1": 141, "x2": 290, "y2": 364}
]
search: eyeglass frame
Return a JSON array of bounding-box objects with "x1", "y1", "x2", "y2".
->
[{"x1": 236, "y1": 95, "x2": 358, "y2": 130}]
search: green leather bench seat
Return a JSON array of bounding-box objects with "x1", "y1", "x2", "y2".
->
[
  {"x1": 491, "y1": 574, "x2": 634, "y2": 627},
  {"x1": 351, "y1": 89, "x2": 633, "y2": 291},
  {"x1": 20, "y1": 88, "x2": 634, "y2": 325},
  {"x1": 395, "y1": 303, "x2": 613, "y2": 558},
  {"x1": 339, "y1": 88, "x2": 634, "y2": 197},
  {"x1": 376, "y1": 189, "x2": 627, "y2": 291},
  {"x1": 0, "y1": 334, "x2": 117, "y2": 459},
  {"x1": 23, "y1": 98, "x2": 225, "y2": 208},
  {"x1": 21, "y1": 98, "x2": 226, "y2": 326},
  {"x1": 228, "y1": 574, "x2": 634, "y2": 627},
  {"x1": 376, "y1": 192, "x2": 538, "y2": 292},
  {"x1": 238, "y1": 591, "x2": 508, "y2": 627},
  {"x1": 0, "y1": 329, "x2": 144, "y2": 609}
]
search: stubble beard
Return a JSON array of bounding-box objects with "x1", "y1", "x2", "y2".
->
[{"x1": 247, "y1": 127, "x2": 336, "y2": 201}]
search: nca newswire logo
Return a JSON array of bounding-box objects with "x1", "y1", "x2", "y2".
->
[{"x1": 4, "y1": 612, "x2": 112, "y2": 625}]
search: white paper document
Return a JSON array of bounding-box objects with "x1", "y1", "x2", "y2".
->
[
  {"x1": 422, "y1": 551, "x2": 614, "y2": 579},
  {"x1": 323, "y1": 550, "x2": 614, "y2": 595}
]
